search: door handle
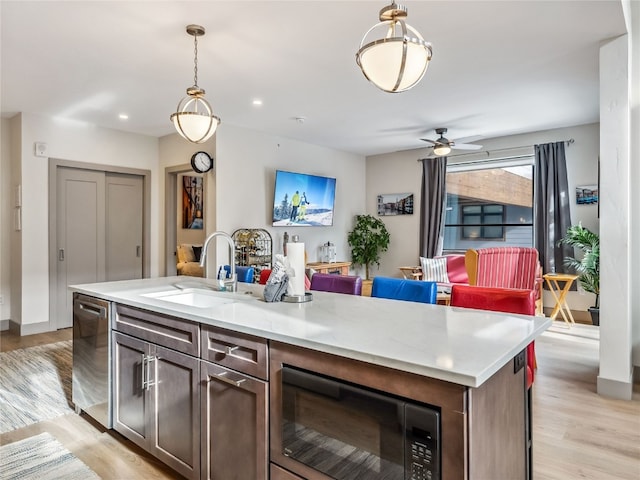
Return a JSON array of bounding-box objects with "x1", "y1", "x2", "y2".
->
[{"x1": 58, "y1": 248, "x2": 65, "y2": 261}]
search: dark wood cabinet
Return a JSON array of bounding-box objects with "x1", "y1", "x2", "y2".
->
[
  {"x1": 271, "y1": 463, "x2": 305, "y2": 480},
  {"x1": 113, "y1": 328, "x2": 200, "y2": 479},
  {"x1": 200, "y1": 360, "x2": 268, "y2": 480}
]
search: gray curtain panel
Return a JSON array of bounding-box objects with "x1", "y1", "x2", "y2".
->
[
  {"x1": 534, "y1": 141, "x2": 573, "y2": 274},
  {"x1": 419, "y1": 157, "x2": 448, "y2": 258}
]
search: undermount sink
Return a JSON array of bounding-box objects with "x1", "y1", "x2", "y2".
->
[{"x1": 142, "y1": 288, "x2": 234, "y2": 308}]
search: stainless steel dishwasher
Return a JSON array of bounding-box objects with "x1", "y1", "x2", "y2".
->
[{"x1": 72, "y1": 293, "x2": 111, "y2": 428}]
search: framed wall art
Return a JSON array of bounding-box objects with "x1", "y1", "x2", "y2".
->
[
  {"x1": 576, "y1": 185, "x2": 598, "y2": 205},
  {"x1": 377, "y1": 193, "x2": 414, "y2": 216},
  {"x1": 182, "y1": 175, "x2": 203, "y2": 229}
]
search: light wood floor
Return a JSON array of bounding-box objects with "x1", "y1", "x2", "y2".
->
[{"x1": 1, "y1": 323, "x2": 639, "y2": 479}]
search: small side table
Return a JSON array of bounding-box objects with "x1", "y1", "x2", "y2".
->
[
  {"x1": 437, "y1": 292, "x2": 451, "y2": 306},
  {"x1": 306, "y1": 261, "x2": 352, "y2": 276},
  {"x1": 543, "y1": 273, "x2": 579, "y2": 326},
  {"x1": 399, "y1": 266, "x2": 423, "y2": 280}
]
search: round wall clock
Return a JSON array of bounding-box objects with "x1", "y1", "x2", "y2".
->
[{"x1": 190, "y1": 151, "x2": 214, "y2": 173}]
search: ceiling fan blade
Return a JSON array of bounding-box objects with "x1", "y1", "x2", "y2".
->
[
  {"x1": 420, "y1": 138, "x2": 438, "y2": 145},
  {"x1": 452, "y1": 143, "x2": 483, "y2": 151}
]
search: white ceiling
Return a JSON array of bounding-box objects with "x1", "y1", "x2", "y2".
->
[{"x1": 0, "y1": 1, "x2": 627, "y2": 156}]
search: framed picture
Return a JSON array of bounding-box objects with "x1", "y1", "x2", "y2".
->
[
  {"x1": 182, "y1": 176, "x2": 203, "y2": 229},
  {"x1": 377, "y1": 193, "x2": 414, "y2": 216},
  {"x1": 576, "y1": 185, "x2": 598, "y2": 205}
]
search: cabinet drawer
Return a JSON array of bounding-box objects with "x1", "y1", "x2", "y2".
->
[
  {"x1": 270, "y1": 464, "x2": 305, "y2": 480},
  {"x1": 114, "y1": 304, "x2": 199, "y2": 356},
  {"x1": 201, "y1": 325, "x2": 268, "y2": 380}
]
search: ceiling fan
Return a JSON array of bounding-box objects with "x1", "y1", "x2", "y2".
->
[{"x1": 420, "y1": 128, "x2": 482, "y2": 156}]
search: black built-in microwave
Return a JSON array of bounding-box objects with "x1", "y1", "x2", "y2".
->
[{"x1": 281, "y1": 366, "x2": 441, "y2": 480}]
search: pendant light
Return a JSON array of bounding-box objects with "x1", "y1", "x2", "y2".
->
[
  {"x1": 170, "y1": 24, "x2": 220, "y2": 144},
  {"x1": 356, "y1": 2, "x2": 432, "y2": 93}
]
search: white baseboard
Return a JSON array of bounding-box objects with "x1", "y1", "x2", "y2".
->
[{"x1": 597, "y1": 373, "x2": 634, "y2": 400}]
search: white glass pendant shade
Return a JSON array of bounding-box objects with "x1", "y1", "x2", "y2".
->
[
  {"x1": 171, "y1": 94, "x2": 220, "y2": 144},
  {"x1": 356, "y1": 18, "x2": 432, "y2": 93},
  {"x1": 171, "y1": 24, "x2": 221, "y2": 144}
]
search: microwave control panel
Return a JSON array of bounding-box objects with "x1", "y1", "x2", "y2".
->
[
  {"x1": 409, "y1": 439, "x2": 435, "y2": 480},
  {"x1": 405, "y1": 403, "x2": 440, "y2": 480}
]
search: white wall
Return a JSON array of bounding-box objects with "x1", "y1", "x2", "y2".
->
[
  {"x1": 364, "y1": 146, "x2": 431, "y2": 279},
  {"x1": 215, "y1": 125, "x2": 366, "y2": 273},
  {"x1": 598, "y1": 33, "x2": 634, "y2": 399},
  {"x1": 366, "y1": 123, "x2": 600, "y2": 312},
  {"x1": 630, "y1": 0, "x2": 640, "y2": 373},
  {"x1": 158, "y1": 133, "x2": 216, "y2": 276},
  {"x1": 11, "y1": 113, "x2": 159, "y2": 328}
]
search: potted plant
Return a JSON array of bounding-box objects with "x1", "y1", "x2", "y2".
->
[
  {"x1": 347, "y1": 214, "x2": 390, "y2": 280},
  {"x1": 558, "y1": 224, "x2": 600, "y2": 325}
]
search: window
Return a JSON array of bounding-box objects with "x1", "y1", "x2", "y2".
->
[
  {"x1": 461, "y1": 204, "x2": 505, "y2": 239},
  {"x1": 443, "y1": 160, "x2": 533, "y2": 251}
]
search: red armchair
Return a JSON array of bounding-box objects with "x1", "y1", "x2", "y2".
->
[
  {"x1": 449, "y1": 284, "x2": 537, "y2": 388},
  {"x1": 465, "y1": 247, "x2": 543, "y2": 315}
]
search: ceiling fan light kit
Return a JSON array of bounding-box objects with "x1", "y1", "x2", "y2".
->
[
  {"x1": 356, "y1": 2, "x2": 432, "y2": 93},
  {"x1": 422, "y1": 127, "x2": 483, "y2": 156},
  {"x1": 170, "y1": 24, "x2": 221, "y2": 144},
  {"x1": 432, "y1": 143, "x2": 451, "y2": 156}
]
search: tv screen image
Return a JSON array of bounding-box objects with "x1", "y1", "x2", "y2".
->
[{"x1": 272, "y1": 170, "x2": 336, "y2": 227}]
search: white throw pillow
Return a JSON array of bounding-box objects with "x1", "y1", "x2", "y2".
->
[{"x1": 420, "y1": 256, "x2": 450, "y2": 283}]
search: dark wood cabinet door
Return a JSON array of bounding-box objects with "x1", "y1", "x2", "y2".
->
[
  {"x1": 152, "y1": 345, "x2": 201, "y2": 480},
  {"x1": 112, "y1": 332, "x2": 150, "y2": 451},
  {"x1": 201, "y1": 360, "x2": 268, "y2": 480}
]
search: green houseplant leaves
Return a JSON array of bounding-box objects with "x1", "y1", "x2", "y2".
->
[
  {"x1": 347, "y1": 214, "x2": 390, "y2": 280},
  {"x1": 558, "y1": 223, "x2": 600, "y2": 309}
]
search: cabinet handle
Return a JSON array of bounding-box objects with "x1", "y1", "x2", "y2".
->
[
  {"x1": 145, "y1": 355, "x2": 156, "y2": 390},
  {"x1": 58, "y1": 249, "x2": 65, "y2": 261},
  {"x1": 141, "y1": 353, "x2": 147, "y2": 390},
  {"x1": 216, "y1": 371, "x2": 246, "y2": 387},
  {"x1": 136, "y1": 245, "x2": 141, "y2": 258},
  {"x1": 225, "y1": 345, "x2": 240, "y2": 355},
  {"x1": 141, "y1": 354, "x2": 156, "y2": 391}
]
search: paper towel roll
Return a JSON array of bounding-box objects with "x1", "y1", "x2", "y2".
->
[{"x1": 286, "y1": 242, "x2": 306, "y2": 296}]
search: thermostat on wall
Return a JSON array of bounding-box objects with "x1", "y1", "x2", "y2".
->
[{"x1": 34, "y1": 142, "x2": 48, "y2": 157}]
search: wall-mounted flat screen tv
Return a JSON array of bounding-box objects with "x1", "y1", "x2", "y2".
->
[{"x1": 272, "y1": 170, "x2": 336, "y2": 227}]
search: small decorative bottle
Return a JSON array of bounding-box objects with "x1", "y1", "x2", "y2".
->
[{"x1": 283, "y1": 231, "x2": 289, "y2": 256}]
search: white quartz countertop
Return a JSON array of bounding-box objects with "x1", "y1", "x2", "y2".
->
[{"x1": 71, "y1": 276, "x2": 551, "y2": 388}]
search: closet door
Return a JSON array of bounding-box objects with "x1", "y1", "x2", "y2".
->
[
  {"x1": 106, "y1": 174, "x2": 143, "y2": 281},
  {"x1": 55, "y1": 168, "x2": 144, "y2": 329},
  {"x1": 56, "y1": 168, "x2": 106, "y2": 329}
]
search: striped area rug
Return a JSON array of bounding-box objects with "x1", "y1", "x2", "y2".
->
[
  {"x1": 0, "y1": 432, "x2": 100, "y2": 479},
  {"x1": 0, "y1": 341, "x2": 73, "y2": 434}
]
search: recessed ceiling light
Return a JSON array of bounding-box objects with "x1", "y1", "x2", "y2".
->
[
  {"x1": 119, "y1": 113, "x2": 129, "y2": 120},
  {"x1": 252, "y1": 99, "x2": 263, "y2": 106}
]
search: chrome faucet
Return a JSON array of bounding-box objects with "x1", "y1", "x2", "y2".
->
[{"x1": 200, "y1": 231, "x2": 237, "y2": 292}]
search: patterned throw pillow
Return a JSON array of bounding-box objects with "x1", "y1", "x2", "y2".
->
[{"x1": 419, "y1": 256, "x2": 450, "y2": 283}]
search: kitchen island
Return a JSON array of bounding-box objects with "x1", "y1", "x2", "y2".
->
[{"x1": 71, "y1": 276, "x2": 551, "y2": 480}]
